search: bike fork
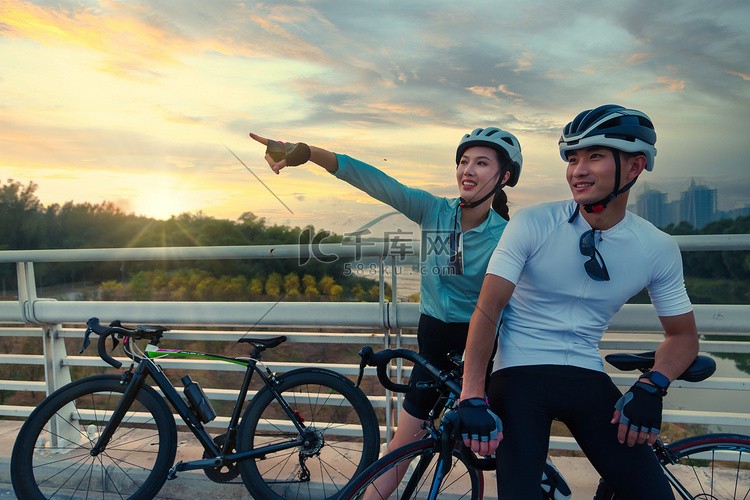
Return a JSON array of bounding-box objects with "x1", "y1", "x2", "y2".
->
[{"x1": 90, "y1": 365, "x2": 149, "y2": 456}]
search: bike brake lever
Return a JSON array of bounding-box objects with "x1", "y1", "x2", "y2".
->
[
  {"x1": 355, "y1": 358, "x2": 367, "y2": 388},
  {"x1": 79, "y1": 328, "x2": 92, "y2": 354},
  {"x1": 355, "y1": 347, "x2": 371, "y2": 388}
]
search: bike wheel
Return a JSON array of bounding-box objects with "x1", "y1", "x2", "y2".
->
[
  {"x1": 594, "y1": 433, "x2": 750, "y2": 500},
  {"x1": 238, "y1": 368, "x2": 380, "y2": 500},
  {"x1": 337, "y1": 437, "x2": 482, "y2": 500},
  {"x1": 11, "y1": 375, "x2": 177, "y2": 500},
  {"x1": 665, "y1": 433, "x2": 750, "y2": 499}
]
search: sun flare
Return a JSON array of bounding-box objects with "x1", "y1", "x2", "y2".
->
[{"x1": 128, "y1": 190, "x2": 193, "y2": 220}]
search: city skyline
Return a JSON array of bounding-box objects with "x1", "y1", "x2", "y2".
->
[{"x1": 632, "y1": 177, "x2": 750, "y2": 230}]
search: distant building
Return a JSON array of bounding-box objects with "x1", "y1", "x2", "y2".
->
[
  {"x1": 631, "y1": 178, "x2": 750, "y2": 230},
  {"x1": 730, "y1": 206, "x2": 750, "y2": 219},
  {"x1": 679, "y1": 178, "x2": 717, "y2": 229},
  {"x1": 635, "y1": 183, "x2": 670, "y2": 228}
]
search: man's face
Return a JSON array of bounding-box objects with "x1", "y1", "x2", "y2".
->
[{"x1": 565, "y1": 146, "x2": 618, "y2": 205}]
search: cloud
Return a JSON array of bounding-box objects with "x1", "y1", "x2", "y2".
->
[
  {"x1": 0, "y1": 0, "x2": 192, "y2": 78},
  {"x1": 616, "y1": 0, "x2": 750, "y2": 104},
  {"x1": 616, "y1": 74, "x2": 686, "y2": 97},
  {"x1": 156, "y1": 106, "x2": 207, "y2": 125},
  {"x1": 467, "y1": 84, "x2": 522, "y2": 100},
  {"x1": 727, "y1": 69, "x2": 750, "y2": 81},
  {"x1": 0, "y1": 0, "x2": 748, "y2": 231}
]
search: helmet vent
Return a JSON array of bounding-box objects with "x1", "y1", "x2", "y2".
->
[
  {"x1": 638, "y1": 116, "x2": 654, "y2": 128},
  {"x1": 604, "y1": 133, "x2": 637, "y2": 143},
  {"x1": 599, "y1": 117, "x2": 624, "y2": 130}
]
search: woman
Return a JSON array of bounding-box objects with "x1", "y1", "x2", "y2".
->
[{"x1": 249, "y1": 129, "x2": 567, "y2": 498}]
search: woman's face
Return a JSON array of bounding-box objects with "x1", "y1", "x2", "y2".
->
[{"x1": 456, "y1": 146, "x2": 503, "y2": 203}]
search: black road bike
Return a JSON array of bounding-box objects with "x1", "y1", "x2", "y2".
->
[
  {"x1": 344, "y1": 347, "x2": 750, "y2": 500},
  {"x1": 10, "y1": 318, "x2": 379, "y2": 500},
  {"x1": 341, "y1": 346, "x2": 501, "y2": 500}
]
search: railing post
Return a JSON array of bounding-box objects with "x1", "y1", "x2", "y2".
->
[
  {"x1": 43, "y1": 323, "x2": 72, "y2": 397},
  {"x1": 17, "y1": 262, "x2": 37, "y2": 323},
  {"x1": 389, "y1": 255, "x2": 404, "y2": 438},
  {"x1": 378, "y1": 256, "x2": 392, "y2": 445}
]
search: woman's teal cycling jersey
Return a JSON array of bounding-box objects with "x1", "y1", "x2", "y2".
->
[{"x1": 335, "y1": 154, "x2": 507, "y2": 323}]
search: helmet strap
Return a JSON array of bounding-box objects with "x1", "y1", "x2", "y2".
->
[{"x1": 580, "y1": 148, "x2": 638, "y2": 214}]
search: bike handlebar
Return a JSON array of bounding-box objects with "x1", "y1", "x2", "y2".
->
[
  {"x1": 357, "y1": 345, "x2": 463, "y2": 396},
  {"x1": 357, "y1": 346, "x2": 498, "y2": 472},
  {"x1": 83, "y1": 317, "x2": 169, "y2": 369}
]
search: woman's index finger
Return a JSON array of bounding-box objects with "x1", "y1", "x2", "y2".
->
[{"x1": 248, "y1": 132, "x2": 269, "y2": 146}]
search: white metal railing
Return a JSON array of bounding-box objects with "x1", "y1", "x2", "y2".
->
[{"x1": 0, "y1": 234, "x2": 749, "y2": 449}]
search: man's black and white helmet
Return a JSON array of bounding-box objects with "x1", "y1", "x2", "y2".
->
[{"x1": 558, "y1": 104, "x2": 657, "y2": 171}]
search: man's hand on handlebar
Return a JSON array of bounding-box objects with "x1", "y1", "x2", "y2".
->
[{"x1": 457, "y1": 397, "x2": 503, "y2": 456}]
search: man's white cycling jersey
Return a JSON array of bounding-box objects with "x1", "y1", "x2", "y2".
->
[{"x1": 487, "y1": 199, "x2": 693, "y2": 373}]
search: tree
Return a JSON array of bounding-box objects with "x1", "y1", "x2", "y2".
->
[
  {"x1": 225, "y1": 276, "x2": 248, "y2": 300},
  {"x1": 367, "y1": 285, "x2": 380, "y2": 301},
  {"x1": 284, "y1": 273, "x2": 301, "y2": 299},
  {"x1": 302, "y1": 274, "x2": 316, "y2": 290},
  {"x1": 196, "y1": 276, "x2": 219, "y2": 301},
  {"x1": 319, "y1": 275, "x2": 336, "y2": 295},
  {"x1": 98, "y1": 280, "x2": 125, "y2": 300},
  {"x1": 0, "y1": 179, "x2": 42, "y2": 250},
  {"x1": 330, "y1": 284, "x2": 344, "y2": 301},
  {"x1": 249, "y1": 277, "x2": 265, "y2": 297},
  {"x1": 265, "y1": 273, "x2": 283, "y2": 298},
  {"x1": 304, "y1": 285, "x2": 320, "y2": 301},
  {"x1": 351, "y1": 283, "x2": 366, "y2": 301}
]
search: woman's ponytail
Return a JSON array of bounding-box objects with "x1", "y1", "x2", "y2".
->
[{"x1": 492, "y1": 189, "x2": 510, "y2": 221}]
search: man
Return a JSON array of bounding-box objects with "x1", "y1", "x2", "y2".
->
[{"x1": 457, "y1": 105, "x2": 699, "y2": 499}]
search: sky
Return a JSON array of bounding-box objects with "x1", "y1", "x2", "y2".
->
[{"x1": 1, "y1": 0, "x2": 749, "y2": 238}]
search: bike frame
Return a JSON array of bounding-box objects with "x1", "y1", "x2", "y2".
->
[
  {"x1": 91, "y1": 341, "x2": 310, "y2": 474},
  {"x1": 402, "y1": 429, "x2": 457, "y2": 500},
  {"x1": 404, "y1": 381, "x2": 467, "y2": 500},
  {"x1": 653, "y1": 440, "x2": 693, "y2": 500}
]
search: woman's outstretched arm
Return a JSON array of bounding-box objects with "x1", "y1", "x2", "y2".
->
[{"x1": 249, "y1": 132, "x2": 339, "y2": 174}]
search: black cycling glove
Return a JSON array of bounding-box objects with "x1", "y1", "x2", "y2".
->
[
  {"x1": 456, "y1": 397, "x2": 503, "y2": 442},
  {"x1": 614, "y1": 381, "x2": 664, "y2": 435},
  {"x1": 266, "y1": 140, "x2": 311, "y2": 166}
]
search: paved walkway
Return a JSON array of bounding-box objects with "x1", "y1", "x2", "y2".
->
[{"x1": 0, "y1": 419, "x2": 602, "y2": 499}]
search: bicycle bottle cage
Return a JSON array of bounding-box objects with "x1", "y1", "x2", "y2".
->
[{"x1": 604, "y1": 351, "x2": 716, "y2": 382}]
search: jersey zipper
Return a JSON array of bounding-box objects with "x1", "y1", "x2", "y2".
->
[{"x1": 566, "y1": 253, "x2": 592, "y2": 365}]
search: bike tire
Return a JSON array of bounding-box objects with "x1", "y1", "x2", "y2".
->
[
  {"x1": 337, "y1": 437, "x2": 482, "y2": 500},
  {"x1": 666, "y1": 433, "x2": 750, "y2": 499},
  {"x1": 11, "y1": 374, "x2": 177, "y2": 500},
  {"x1": 237, "y1": 368, "x2": 380, "y2": 500},
  {"x1": 594, "y1": 433, "x2": 750, "y2": 500}
]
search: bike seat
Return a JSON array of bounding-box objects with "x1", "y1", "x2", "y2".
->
[
  {"x1": 136, "y1": 325, "x2": 169, "y2": 335},
  {"x1": 238, "y1": 336, "x2": 287, "y2": 349},
  {"x1": 605, "y1": 351, "x2": 716, "y2": 382}
]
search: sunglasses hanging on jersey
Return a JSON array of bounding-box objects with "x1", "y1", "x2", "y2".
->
[{"x1": 579, "y1": 229, "x2": 610, "y2": 281}]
